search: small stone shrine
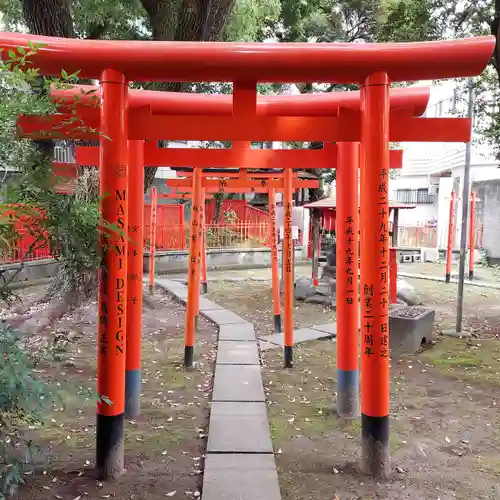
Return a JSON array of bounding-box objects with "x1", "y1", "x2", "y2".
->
[
  {"x1": 294, "y1": 246, "x2": 425, "y2": 311},
  {"x1": 389, "y1": 305, "x2": 435, "y2": 353}
]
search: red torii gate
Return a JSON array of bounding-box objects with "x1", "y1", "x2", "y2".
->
[
  {"x1": 165, "y1": 174, "x2": 321, "y2": 346},
  {"x1": 2, "y1": 30, "x2": 493, "y2": 480},
  {"x1": 41, "y1": 86, "x2": 410, "y2": 421},
  {"x1": 71, "y1": 139, "x2": 322, "y2": 356},
  {"x1": 17, "y1": 84, "x2": 472, "y2": 478},
  {"x1": 30, "y1": 85, "x2": 416, "y2": 382}
]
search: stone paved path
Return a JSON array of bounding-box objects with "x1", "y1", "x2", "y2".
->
[
  {"x1": 258, "y1": 323, "x2": 337, "y2": 351},
  {"x1": 155, "y1": 277, "x2": 282, "y2": 500},
  {"x1": 398, "y1": 271, "x2": 500, "y2": 290}
]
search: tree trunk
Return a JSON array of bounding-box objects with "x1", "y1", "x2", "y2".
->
[
  {"x1": 21, "y1": 0, "x2": 74, "y2": 37},
  {"x1": 140, "y1": 0, "x2": 237, "y2": 191},
  {"x1": 21, "y1": 0, "x2": 75, "y2": 161},
  {"x1": 18, "y1": 1, "x2": 101, "y2": 322},
  {"x1": 205, "y1": 0, "x2": 236, "y2": 41},
  {"x1": 140, "y1": 0, "x2": 180, "y2": 41}
]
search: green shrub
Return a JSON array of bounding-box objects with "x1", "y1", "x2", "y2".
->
[{"x1": 0, "y1": 325, "x2": 57, "y2": 498}]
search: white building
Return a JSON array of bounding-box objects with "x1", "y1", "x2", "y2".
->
[{"x1": 390, "y1": 80, "x2": 500, "y2": 263}]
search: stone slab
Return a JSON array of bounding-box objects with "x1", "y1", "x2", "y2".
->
[
  {"x1": 203, "y1": 454, "x2": 281, "y2": 500},
  {"x1": 202, "y1": 308, "x2": 249, "y2": 325},
  {"x1": 218, "y1": 323, "x2": 256, "y2": 341},
  {"x1": 156, "y1": 278, "x2": 186, "y2": 292},
  {"x1": 171, "y1": 288, "x2": 189, "y2": 300},
  {"x1": 217, "y1": 341, "x2": 260, "y2": 365},
  {"x1": 207, "y1": 402, "x2": 273, "y2": 453},
  {"x1": 198, "y1": 297, "x2": 224, "y2": 311},
  {"x1": 259, "y1": 340, "x2": 281, "y2": 351},
  {"x1": 155, "y1": 278, "x2": 188, "y2": 299},
  {"x1": 172, "y1": 278, "x2": 188, "y2": 285},
  {"x1": 311, "y1": 322, "x2": 337, "y2": 336},
  {"x1": 258, "y1": 327, "x2": 335, "y2": 347},
  {"x1": 212, "y1": 365, "x2": 265, "y2": 402}
]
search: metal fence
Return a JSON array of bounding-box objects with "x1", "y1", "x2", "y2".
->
[
  {"x1": 205, "y1": 222, "x2": 270, "y2": 249},
  {"x1": 2, "y1": 221, "x2": 271, "y2": 264}
]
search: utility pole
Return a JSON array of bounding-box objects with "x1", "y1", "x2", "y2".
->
[{"x1": 456, "y1": 80, "x2": 475, "y2": 334}]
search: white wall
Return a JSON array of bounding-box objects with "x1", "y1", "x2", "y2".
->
[
  {"x1": 436, "y1": 177, "x2": 453, "y2": 248},
  {"x1": 389, "y1": 175, "x2": 438, "y2": 227}
]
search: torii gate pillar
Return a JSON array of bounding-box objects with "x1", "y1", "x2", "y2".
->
[{"x1": 360, "y1": 72, "x2": 391, "y2": 478}]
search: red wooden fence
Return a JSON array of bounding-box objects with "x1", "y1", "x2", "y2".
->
[
  {"x1": 144, "y1": 204, "x2": 186, "y2": 251},
  {"x1": 1, "y1": 204, "x2": 53, "y2": 263},
  {"x1": 205, "y1": 199, "x2": 248, "y2": 223}
]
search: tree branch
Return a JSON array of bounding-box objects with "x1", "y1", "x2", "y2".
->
[{"x1": 86, "y1": 22, "x2": 110, "y2": 40}]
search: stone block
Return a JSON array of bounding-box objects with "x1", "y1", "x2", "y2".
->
[
  {"x1": 202, "y1": 308, "x2": 249, "y2": 325},
  {"x1": 203, "y1": 454, "x2": 281, "y2": 500},
  {"x1": 172, "y1": 290, "x2": 189, "y2": 302},
  {"x1": 218, "y1": 323, "x2": 256, "y2": 341},
  {"x1": 207, "y1": 402, "x2": 273, "y2": 453},
  {"x1": 294, "y1": 277, "x2": 317, "y2": 300},
  {"x1": 219, "y1": 323, "x2": 256, "y2": 340},
  {"x1": 155, "y1": 279, "x2": 189, "y2": 301},
  {"x1": 197, "y1": 297, "x2": 224, "y2": 311},
  {"x1": 259, "y1": 340, "x2": 280, "y2": 351},
  {"x1": 304, "y1": 295, "x2": 333, "y2": 306},
  {"x1": 397, "y1": 279, "x2": 420, "y2": 306},
  {"x1": 315, "y1": 283, "x2": 332, "y2": 296},
  {"x1": 294, "y1": 327, "x2": 335, "y2": 342},
  {"x1": 311, "y1": 322, "x2": 337, "y2": 336},
  {"x1": 259, "y1": 326, "x2": 335, "y2": 347},
  {"x1": 217, "y1": 341, "x2": 260, "y2": 365},
  {"x1": 212, "y1": 365, "x2": 265, "y2": 402},
  {"x1": 172, "y1": 278, "x2": 188, "y2": 285},
  {"x1": 389, "y1": 306, "x2": 435, "y2": 354}
]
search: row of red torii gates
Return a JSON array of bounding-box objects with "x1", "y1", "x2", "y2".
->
[{"x1": 1, "y1": 30, "x2": 494, "y2": 481}]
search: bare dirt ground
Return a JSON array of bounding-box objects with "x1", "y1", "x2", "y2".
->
[
  {"x1": 206, "y1": 268, "x2": 500, "y2": 500},
  {"x1": 401, "y1": 276, "x2": 500, "y2": 339},
  {"x1": 1, "y1": 285, "x2": 216, "y2": 500}
]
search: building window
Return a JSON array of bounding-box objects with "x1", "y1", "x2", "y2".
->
[{"x1": 395, "y1": 188, "x2": 435, "y2": 204}]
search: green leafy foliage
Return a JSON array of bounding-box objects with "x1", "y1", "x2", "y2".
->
[
  {"x1": 0, "y1": 325, "x2": 58, "y2": 498},
  {"x1": 377, "y1": 0, "x2": 439, "y2": 42},
  {"x1": 225, "y1": 0, "x2": 282, "y2": 41},
  {"x1": 0, "y1": 49, "x2": 105, "y2": 307}
]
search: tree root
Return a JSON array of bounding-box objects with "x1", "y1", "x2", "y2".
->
[{"x1": 8, "y1": 265, "x2": 98, "y2": 335}]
